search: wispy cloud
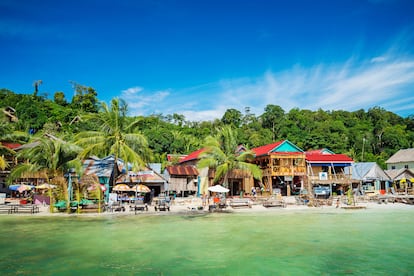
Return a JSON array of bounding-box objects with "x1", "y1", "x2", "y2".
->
[
  {"x1": 121, "y1": 49, "x2": 414, "y2": 121},
  {"x1": 121, "y1": 87, "x2": 170, "y2": 116},
  {"x1": 121, "y1": 86, "x2": 143, "y2": 96}
]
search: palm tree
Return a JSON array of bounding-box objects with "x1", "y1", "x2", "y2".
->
[
  {"x1": 75, "y1": 98, "x2": 151, "y2": 187},
  {"x1": 197, "y1": 126, "x2": 262, "y2": 192},
  {"x1": 8, "y1": 135, "x2": 82, "y2": 212},
  {"x1": 33, "y1": 80, "x2": 42, "y2": 97}
]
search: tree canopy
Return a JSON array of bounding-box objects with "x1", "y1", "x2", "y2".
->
[{"x1": 1, "y1": 88, "x2": 413, "y2": 169}]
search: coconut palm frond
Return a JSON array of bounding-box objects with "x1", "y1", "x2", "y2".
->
[
  {"x1": 7, "y1": 163, "x2": 40, "y2": 184},
  {"x1": 0, "y1": 155, "x2": 7, "y2": 171},
  {"x1": 197, "y1": 126, "x2": 262, "y2": 186}
]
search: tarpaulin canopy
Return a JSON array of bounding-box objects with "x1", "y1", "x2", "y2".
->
[{"x1": 208, "y1": 185, "x2": 229, "y2": 193}]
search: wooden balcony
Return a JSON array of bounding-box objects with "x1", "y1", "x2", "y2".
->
[
  {"x1": 262, "y1": 166, "x2": 306, "y2": 176},
  {"x1": 308, "y1": 173, "x2": 352, "y2": 183}
]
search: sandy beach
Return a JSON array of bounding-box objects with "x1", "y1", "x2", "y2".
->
[{"x1": 3, "y1": 195, "x2": 413, "y2": 217}]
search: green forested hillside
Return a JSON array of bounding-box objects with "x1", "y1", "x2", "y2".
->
[{"x1": 1, "y1": 88, "x2": 413, "y2": 168}]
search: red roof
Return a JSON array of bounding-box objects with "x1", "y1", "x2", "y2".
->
[
  {"x1": 179, "y1": 148, "x2": 205, "y2": 163},
  {"x1": 305, "y1": 153, "x2": 353, "y2": 163},
  {"x1": 252, "y1": 141, "x2": 284, "y2": 156},
  {"x1": 252, "y1": 140, "x2": 304, "y2": 157},
  {"x1": 166, "y1": 154, "x2": 187, "y2": 162},
  {"x1": 1, "y1": 142, "x2": 21, "y2": 149},
  {"x1": 166, "y1": 165, "x2": 199, "y2": 176}
]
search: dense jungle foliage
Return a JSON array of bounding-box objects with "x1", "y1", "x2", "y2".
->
[{"x1": 1, "y1": 87, "x2": 413, "y2": 168}]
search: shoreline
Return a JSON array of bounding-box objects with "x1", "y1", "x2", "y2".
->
[{"x1": 2, "y1": 196, "x2": 413, "y2": 217}]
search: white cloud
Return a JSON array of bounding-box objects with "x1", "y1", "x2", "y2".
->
[
  {"x1": 203, "y1": 53, "x2": 414, "y2": 119},
  {"x1": 120, "y1": 87, "x2": 171, "y2": 116},
  {"x1": 120, "y1": 50, "x2": 414, "y2": 121},
  {"x1": 121, "y1": 86, "x2": 143, "y2": 96},
  {"x1": 371, "y1": 56, "x2": 387, "y2": 63}
]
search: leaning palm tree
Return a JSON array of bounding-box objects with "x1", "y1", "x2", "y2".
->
[
  {"x1": 75, "y1": 98, "x2": 151, "y2": 187},
  {"x1": 8, "y1": 135, "x2": 82, "y2": 212},
  {"x1": 197, "y1": 126, "x2": 262, "y2": 190}
]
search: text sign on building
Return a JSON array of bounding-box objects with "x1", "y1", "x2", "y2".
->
[{"x1": 319, "y1": 172, "x2": 328, "y2": 180}]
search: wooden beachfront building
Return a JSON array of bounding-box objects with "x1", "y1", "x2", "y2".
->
[
  {"x1": 251, "y1": 140, "x2": 306, "y2": 196},
  {"x1": 178, "y1": 148, "x2": 256, "y2": 197},
  {"x1": 306, "y1": 149, "x2": 355, "y2": 195},
  {"x1": 163, "y1": 165, "x2": 199, "y2": 197}
]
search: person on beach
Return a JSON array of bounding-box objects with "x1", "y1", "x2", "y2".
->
[{"x1": 202, "y1": 194, "x2": 207, "y2": 207}]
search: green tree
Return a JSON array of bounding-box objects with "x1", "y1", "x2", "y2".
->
[
  {"x1": 70, "y1": 82, "x2": 99, "y2": 113},
  {"x1": 260, "y1": 104, "x2": 285, "y2": 140},
  {"x1": 9, "y1": 135, "x2": 81, "y2": 212},
  {"x1": 75, "y1": 98, "x2": 151, "y2": 185},
  {"x1": 197, "y1": 126, "x2": 262, "y2": 187},
  {"x1": 221, "y1": 108, "x2": 242, "y2": 127},
  {"x1": 54, "y1": 91, "x2": 68, "y2": 106}
]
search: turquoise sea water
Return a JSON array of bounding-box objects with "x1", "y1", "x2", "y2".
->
[{"x1": 0, "y1": 208, "x2": 413, "y2": 275}]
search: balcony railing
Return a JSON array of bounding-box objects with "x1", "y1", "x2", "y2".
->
[
  {"x1": 262, "y1": 166, "x2": 306, "y2": 176},
  {"x1": 308, "y1": 173, "x2": 351, "y2": 182}
]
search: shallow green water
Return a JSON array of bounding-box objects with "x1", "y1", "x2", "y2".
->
[{"x1": 1, "y1": 208, "x2": 413, "y2": 275}]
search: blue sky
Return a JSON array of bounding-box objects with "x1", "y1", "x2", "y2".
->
[{"x1": 1, "y1": 0, "x2": 414, "y2": 121}]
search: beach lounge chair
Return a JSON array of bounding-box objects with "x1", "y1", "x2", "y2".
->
[
  {"x1": 154, "y1": 197, "x2": 170, "y2": 211},
  {"x1": 109, "y1": 202, "x2": 125, "y2": 212},
  {"x1": 263, "y1": 197, "x2": 285, "y2": 208},
  {"x1": 130, "y1": 200, "x2": 148, "y2": 211},
  {"x1": 229, "y1": 198, "x2": 252, "y2": 208},
  {"x1": 208, "y1": 197, "x2": 227, "y2": 212}
]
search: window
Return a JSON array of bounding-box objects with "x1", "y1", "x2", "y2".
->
[
  {"x1": 404, "y1": 165, "x2": 409, "y2": 169},
  {"x1": 392, "y1": 166, "x2": 396, "y2": 170}
]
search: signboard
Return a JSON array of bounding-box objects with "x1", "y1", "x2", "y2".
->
[
  {"x1": 0, "y1": 193, "x2": 5, "y2": 204},
  {"x1": 319, "y1": 172, "x2": 328, "y2": 180},
  {"x1": 109, "y1": 193, "x2": 118, "y2": 205}
]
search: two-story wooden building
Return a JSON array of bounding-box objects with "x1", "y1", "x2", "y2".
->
[
  {"x1": 306, "y1": 149, "x2": 354, "y2": 195},
  {"x1": 251, "y1": 140, "x2": 306, "y2": 196}
]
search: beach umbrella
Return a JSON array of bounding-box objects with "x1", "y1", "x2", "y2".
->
[
  {"x1": 131, "y1": 184, "x2": 151, "y2": 193},
  {"x1": 87, "y1": 184, "x2": 107, "y2": 191},
  {"x1": 17, "y1": 184, "x2": 35, "y2": 193},
  {"x1": 36, "y1": 183, "x2": 57, "y2": 189},
  {"x1": 208, "y1": 185, "x2": 230, "y2": 193},
  {"x1": 112, "y1": 184, "x2": 132, "y2": 192},
  {"x1": 8, "y1": 184, "x2": 21, "y2": 191}
]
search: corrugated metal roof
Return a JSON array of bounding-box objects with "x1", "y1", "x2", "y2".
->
[
  {"x1": 306, "y1": 153, "x2": 353, "y2": 162},
  {"x1": 83, "y1": 156, "x2": 119, "y2": 178},
  {"x1": 166, "y1": 165, "x2": 199, "y2": 176},
  {"x1": 345, "y1": 162, "x2": 390, "y2": 181},
  {"x1": 251, "y1": 141, "x2": 284, "y2": 156},
  {"x1": 1, "y1": 142, "x2": 21, "y2": 149},
  {"x1": 167, "y1": 154, "x2": 187, "y2": 162},
  {"x1": 384, "y1": 168, "x2": 414, "y2": 180},
  {"x1": 306, "y1": 148, "x2": 335, "y2": 155},
  {"x1": 179, "y1": 148, "x2": 205, "y2": 163},
  {"x1": 252, "y1": 140, "x2": 304, "y2": 157},
  {"x1": 116, "y1": 167, "x2": 167, "y2": 184},
  {"x1": 386, "y1": 148, "x2": 414, "y2": 163}
]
